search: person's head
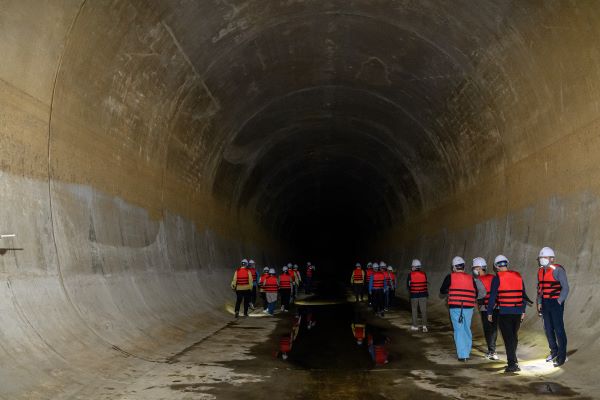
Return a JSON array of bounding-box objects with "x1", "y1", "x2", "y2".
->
[
  {"x1": 538, "y1": 247, "x2": 556, "y2": 267},
  {"x1": 387, "y1": 266, "x2": 393, "y2": 272},
  {"x1": 282, "y1": 266, "x2": 288, "y2": 272},
  {"x1": 293, "y1": 264, "x2": 299, "y2": 270},
  {"x1": 494, "y1": 255, "x2": 509, "y2": 271},
  {"x1": 355, "y1": 262, "x2": 361, "y2": 268},
  {"x1": 249, "y1": 260, "x2": 255, "y2": 267},
  {"x1": 372, "y1": 262, "x2": 380, "y2": 271},
  {"x1": 451, "y1": 256, "x2": 466, "y2": 272},
  {"x1": 263, "y1": 267, "x2": 269, "y2": 273},
  {"x1": 367, "y1": 262, "x2": 373, "y2": 269},
  {"x1": 471, "y1": 257, "x2": 487, "y2": 276},
  {"x1": 411, "y1": 259, "x2": 422, "y2": 271},
  {"x1": 269, "y1": 268, "x2": 276, "y2": 275},
  {"x1": 240, "y1": 259, "x2": 248, "y2": 267}
]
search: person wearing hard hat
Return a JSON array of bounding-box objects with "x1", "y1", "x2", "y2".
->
[
  {"x1": 258, "y1": 267, "x2": 270, "y2": 311},
  {"x1": 231, "y1": 259, "x2": 253, "y2": 318},
  {"x1": 380, "y1": 262, "x2": 392, "y2": 311},
  {"x1": 472, "y1": 257, "x2": 499, "y2": 360},
  {"x1": 486, "y1": 255, "x2": 529, "y2": 373},
  {"x1": 293, "y1": 264, "x2": 302, "y2": 293},
  {"x1": 352, "y1": 322, "x2": 367, "y2": 345},
  {"x1": 439, "y1": 256, "x2": 487, "y2": 361},
  {"x1": 407, "y1": 259, "x2": 429, "y2": 332},
  {"x1": 369, "y1": 263, "x2": 388, "y2": 317},
  {"x1": 365, "y1": 262, "x2": 374, "y2": 305},
  {"x1": 305, "y1": 262, "x2": 315, "y2": 294},
  {"x1": 279, "y1": 266, "x2": 293, "y2": 312},
  {"x1": 350, "y1": 263, "x2": 365, "y2": 302},
  {"x1": 536, "y1": 247, "x2": 569, "y2": 367},
  {"x1": 263, "y1": 268, "x2": 279, "y2": 315},
  {"x1": 386, "y1": 266, "x2": 397, "y2": 308},
  {"x1": 286, "y1": 263, "x2": 297, "y2": 304},
  {"x1": 247, "y1": 260, "x2": 258, "y2": 310}
]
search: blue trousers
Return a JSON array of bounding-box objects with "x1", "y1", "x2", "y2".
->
[
  {"x1": 267, "y1": 301, "x2": 276, "y2": 315},
  {"x1": 449, "y1": 307, "x2": 473, "y2": 359},
  {"x1": 542, "y1": 298, "x2": 567, "y2": 362}
]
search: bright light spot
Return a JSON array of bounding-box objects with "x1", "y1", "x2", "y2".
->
[{"x1": 517, "y1": 358, "x2": 564, "y2": 377}]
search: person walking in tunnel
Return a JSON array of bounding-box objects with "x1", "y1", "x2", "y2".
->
[
  {"x1": 293, "y1": 264, "x2": 302, "y2": 294},
  {"x1": 259, "y1": 266, "x2": 270, "y2": 311},
  {"x1": 263, "y1": 268, "x2": 279, "y2": 315},
  {"x1": 352, "y1": 322, "x2": 367, "y2": 345},
  {"x1": 487, "y1": 255, "x2": 528, "y2": 373},
  {"x1": 248, "y1": 259, "x2": 258, "y2": 310},
  {"x1": 537, "y1": 247, "x2": 569, "y2": 367},
  {"x1": 279, "y1": 266, "x2": 293, "y2": 312},
  {"x1": 380, "y1": 262, "x2": 391, "y2": 311},
  {"x1": 351, "y1": 263, "x2": 365, "y2": 302},
  {"x1": 440, "y1": 256, "x2": 486, "y2": 361},
  {"x1": 472, "y1": 257, "x2": 499, "y2": 360},
  {"x1": 369, "y1": 263, "x2": 387, "y2": 317},
  {"x1": 231, "y1": 259, "x2": 253, "y2": 318},
  {"x1": 286, "y1": 263, "x2": 297, "y2": 304},
  {"x1": 305, "y1": 262, "x2": 314, "y2": 294},
  {"x1": 365, "y1": 262, "x2": 374, "y2": 305},
  {"x1": 387, "y1": 266, "x2": 397, "y2": 308},
  {"x1": 407, "y1": 259, "x2": 429, "y2": 332}
]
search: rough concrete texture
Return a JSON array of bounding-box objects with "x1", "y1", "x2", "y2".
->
[{"x1": 1, "y1": 0, "x2": 600, "y2": 398}]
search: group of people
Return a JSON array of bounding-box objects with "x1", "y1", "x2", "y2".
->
[
  {"x1": 404, "y1": 246, "x2": 569, "y2": 373},
  {"x1": 350, "y1": 262, "x2": 398, "y2": 316},
  {"x1": 230, "y1": 259, "x2": 316, "y2": 317}
]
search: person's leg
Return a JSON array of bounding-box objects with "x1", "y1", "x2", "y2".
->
[
  {"x1": 261, "y1": 292, "x2": 267, "y2": 310},
  {"x1": 389, "y1": 289, "x2": 395, "y2": 307},
  {"x1": 449, "y1": 308, "x2": 463, "y2": 358},
  {"x1": 463, "y1": 308, "x2": 473, "y2": 358},
  {"x1": 353, "y1": 284, "x2": 360, "y2": 302},
  {"x1": 481, "y1": 311, "x2": 493, "y2": 353},
  {"x1": 512, "y1": 314, "x2": 522, "y2": 365},
  {"x1": 542, "y1": 300, "x2": 559, "y2": 358},
  {"x1": 499, "y1": 315, "x2": 517, "y2": 366},
  {"x1": 551, "y1": 301, "x2": 568, "y2": 363},
  {"x1": 234, "y1": 291, "x2": 243, "y2": 315},
  {"x1": 243, "y1": 290, "x2": 251, "y2": 315},
  {"x1": 251, "y1": 286, "x2": 257, "y2": 305},
  {"x1": 411, "y1": 298, "x2": 418, "y2": 326},
  {"x1": 490, "y1": 309, "x2": 499, "y2": 353},
  {"x1": 420, "y1": 297, "x2": 428, "y2": 326}
]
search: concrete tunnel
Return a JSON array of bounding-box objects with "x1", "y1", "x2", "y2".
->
[{"x1": 1, "y1": 0, "x2": 599, "y2": 398}]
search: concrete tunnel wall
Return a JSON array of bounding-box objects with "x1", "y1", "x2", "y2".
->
[{"x1": 1, "y1": 0, "x2": 600, "y2": 396}]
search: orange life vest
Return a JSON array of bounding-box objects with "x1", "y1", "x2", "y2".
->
[
  {"x1": 353, "y1": 268, "x2": 364, "y2": 283},
  {"x1": 279, "y1": 273, "x2": 292, "y2": 289},
  {"x1": 287, "y1": 270, "x2": 296, "y2": 283},
  {"x1": 537, "y1": 265, "x2": 564, "y2": 300},
  {"x1": 248, "y1": 267, "x2": 257, "y2": 283},
  {"x1": 409, "y1": 271, "x2": 428, "y2": 294},
  {"x1": 280, "y1": 335, "x2": 291, "y2": 353},
  {"x1": 374, "y1": 345, "x2": 388, "y2": 365},
  {"x1": 353, "y1": 324, "x2": 366, "y2": 340},
  {"x1": 448, "y1": 272, "x2": 476, "y2": 307},
  {"x1": 478, "y1": 274, "x2": 494, "y2": 306},
  {"x1": 259, "y1": 273, "x2": 269, "y2": 292},
  {"x1": 372, "y1": 271, "x2": 385, "y2": 289},
  {"x1": 497, "y1": 270, "x2": 524, "y2": 307},
  {"x1": 235, "y1": 268, "x2": 250, "y2": 286},
  {"x1": 264, "y1": 276, "x2": 279, "y2": 293},
  {"x1": 306, "y1": 267, "x2": 314, "y2": 278}
]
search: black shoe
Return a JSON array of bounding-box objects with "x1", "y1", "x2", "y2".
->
[
  {"x1": 234, "y1": 313, "x2": 239, "y2": 318},
  {"x1": 243, "y1": 313, "x2": 249, "y2": 317},
  {"x1": 504, "y1": 364, "x2": 520, "y2": 373},
  {"x1": 458, "y1": 358, "x2": 468, "y2": 362},
  {"x1": 553, "y1": 359, "x2": 566, "y2": 367}
]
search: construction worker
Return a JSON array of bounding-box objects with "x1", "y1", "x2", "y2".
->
[
  {"x1": 293, "y1": 264, "x2": 302, "y2": 293},
  {"x1": 387, "y1": 266, "x2": 397, "y2": 308},
  {"x1": 369, "y1": 263, "x2": 387, "y2": 317},
  {"x1": 279, "y1": 266, "x2": 293, "y2": 312},
  {"x1": 472, "y1": 257, "x2": 498, "y2": 360},
  {"x1": 439, "y1": 256, "x2": 487, "y2": 361},
  {"x1": 258, "y1": 266, "x2": 270, "y2": 311},
  {"x1": 350, "y1": 263, "x2": 365, "y2": 302},
  {"x1": 380, "y1": 262, "x2": 390, "y2": 311},
  {"x1": 487, "y1": 255, "x2": 528, "y2": 373},
  {"x1": 248, "y1": 260, "x2": 258, "y2": 310},
  {"x1": 365, "y1": 262, "x2": 374, "y2": 305},
  {"x1": 231, "y1": 259, "x2": 253, "y2": 318},
  {"x1": 407, "y1": 259, "x2": 428, "y2": 332},
  {"x1": 537, "y1": 247, "x2": 569, "y2": 367},
  {"x1": 263, "y1": 268, "x2": 279, "y2": 315},
  {"x1": 384, "y1": 265, "x2": 396, "y2": 310},
  {"x1": 352, "y1": 322, "x2": 366, "y2": 345},
  {"x1": 287, "y1": 263, "x2": 297, "y2": 303},
  {"x1": 305, "y1": 262, "x2": 314, "y2": 293}
]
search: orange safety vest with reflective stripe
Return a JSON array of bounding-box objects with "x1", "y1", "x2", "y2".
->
[
  {"x1": 497, "y1": 270, "x2": 524, "y2": 307},
  {"x1": 478, "y1": 274, "x2": 494, "y2": 306},
  {"x1": 374, "y1": 345, "x2": 388, "y2": 365},
  {"x1": 280, "y1": 335, "x2": 292, "y2": 353},
  {"x1": 306, "y1": 267, "x2": 314, "y2": 278},
  {"x1": 537, "y1": 265, "x2": 564, "y2": 299},
  {"x1": 448, "y1": 272, "x2": 476, "y2": 307},
  {"x1": 233, "y1": 268, "x2": 252, "y2": 290},
  {"x1": 279, "y1": 273, "x2": 292, "y2": 289},
  {"x1": 287, "y1": 270, "x2": 296, "y2": 284},
  {"x1": 248, "y1": 267, "x2": 257, "y2": 284},
  {"x1": 352, "y1": 268, "x2": 365, "y2": 284},
  {"x1": 259, "y1": 273, "x2": 269, "y2": 292},
  {"x1": 409, "y1": 271, "x2": 428, "y2": 294},
  {"x1": 264, "y1": 275, "x2": 279, "y2": 293},
  {"x1": 372, "y1": 271, "x2": 385, "y2": 289},
  {"x1": 352, "y1": 323, "x2": 366, "y2": 340}
]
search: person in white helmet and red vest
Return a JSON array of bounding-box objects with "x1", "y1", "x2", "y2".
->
[
  {"x1": 486, "y1": 255, "x2": 529, "y2": 373},
  {"x1": 407, "y1": 259, "x2": 429, "y2": 332},
  {"x1": 472, "y1": 257, "x2": 499, "y2": 360},
  {"x1": 350, "y1": 263, "x2": 365, "y2": 302},
  {"x1": 439, "y1": 256, "x2": 487, "y2": 362},
  {"x1": 231, "y1": 259, "x2": 253, "y2": 318},
  {"x1": 537, "y1": 247, "x2": 569, "y2": 367}
]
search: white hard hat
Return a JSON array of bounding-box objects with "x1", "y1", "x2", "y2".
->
[
  {"x1": 249, "y1": 259, "x2": 255, "y2": 265},
  {"x1": 263, "y1": 267, "x2": 269, "y2": 271},
  {"x1": 538, "y1": 247, "x2": 555, "y2": 258},
  {"x1": 472, "y1": 257, "x2": 487, "y2": 268},
  {"x1": 287, "y1": 263, "x2": 292, "y2": 268},
  {"x1": 372, "y1": 262, "x2": 379, "y2": 270},
  {"x1": 282, "y1": 266, "x2": 288, "y2": 271},
  {"x1": 241, "y1": 259, "x2": 248, "y2": 265},
  {"x1": 411, "y1": 259, "x2": 422, "y2": 267},
  {"x1": 307, "y1": 262, "x2": 312, "y2": 266},
  {"x1": 269, "y1": 268, "x2": 276, "y2": 274},
  {"x1": 494, "y1": 254, "x2": 509, "y2": 266},
  {"x1": 387, "y1": 266, "x2": 392, "y2": 271},
  {"x1": 379, "y1": 261, "x2": 387, "y2": 267},
  {"x1": 367, "y1": 262, "x2": 373, "y2": 267},
  {"x1": 452, "y1": 256, "x2": 466, "y2": 267},
  {"x1": 355, "y1": 262, "x2": 361, "y2": 267},
  {"x1": 293, "y1": 264, "x2": 298, "y2": 269}
]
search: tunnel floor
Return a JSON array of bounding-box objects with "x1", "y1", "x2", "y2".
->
[{"x1": 75, "y1": 291, "x2": 589, "y2": 400}]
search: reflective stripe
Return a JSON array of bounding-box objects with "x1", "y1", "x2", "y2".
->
[
  {"x1": 248, "y1": 267, "x2": 257, "y2": 282},
  {"x1": 448, "y1": 272, "x2": 476, "y2": 307},
  {"x1": 353, "y1": 268, "x2": 364, "y2": 283},
  {"x1": 372, "y1": 271, "x2": 385, "y2": 289},
  {"x1": 236, "y1": 268, "x2": 250, "y2": 285},
  {"x1": 537, "y1": 266, "x2": 563, "y2": 299},
  {"x1": 479, "y1": 274, "x2": 494, "y2": 306},
  {"x1": 264, "y1": 276, "x2": 279, "y2": 293},
  {"x1": 497, "y1": 270, "x2": 524, "y2": 307},
  {"x1": 409, "y1": 271, "x2": 428, "y2": 294},
  {"x1": 279, "y1": 274, "x2": 292, "y2": 289}
]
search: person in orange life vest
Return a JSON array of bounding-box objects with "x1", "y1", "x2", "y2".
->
[
  {"x1": 279, "y1": 266, "x2": 293, "y2": 312},
  {"x1": 439, "y1": 256, "x2": 487, "y2": 361},
  {"x1": 258, "y1": 267, "x2": 270, "y2": 311},
  {"x1": 247, "y1": 259, "x2": 258, "y2": 310},
  {"x1": 285, "y1": 263, "x2": 296, "y2": 303},
  {"x1": 365, "y1": 262, "x2": 374, "y2": 305},
  {"x1": 231, "y1": 259, "x2": 253, "y2": 318},
  {"x1": 305, "y1": 262, "x2": 315, "y2": 293},
  {"x1": 278, "y1": 333, "x2": 293, "y2": 360},
  {"x1": 350, "y1": 263, "x2": 365, "y2": 302},
  {"x1": 368, "y1": 333, "x2": 390, "y2": 365},
  {"x1": 536, "y1": 247, "x2": 569, "y2": 367},
  {"x1": 379, "y1": 262, "x2": 391, "y2": 311},
  {"x1": 369, "y1": 263, "x2": 388, "y2": 317},
  {"x1": 387, "y1": 266, "x2": 397, "y2": 308},
  {"x1": 407, "y1": 259, "x2": 429, "y2": 332},
  {"x1": 352, "y1": 322, "x2": 366, "y2": 345},
  {"x1": 471, "y1": 257, "x2": 499, "y2": 360},
  {"x1": 486, "y1": 255, "x2": 529, "y2": 373},
  {"x1": 262, "y1": 268, "x2": 279, "y2": 315},
  {"x1": 293, "y1": 264, "x2": 302, "y2": 293}
]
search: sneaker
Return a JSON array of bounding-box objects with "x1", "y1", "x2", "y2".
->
[
  {"x1": 384, "y1": 308, "x2": 389, "y2": 312},
  {"x1": 410, "y1": 326, "x2": 419, "y2": 331},
  {"x1": 281, "y1": 306, "x2": 285, "y2": 312},
  {"x1": 546, "y1": 354, "x2": 557, "y2": 362},
  {"x1": 504, "y1": 364, "x2": 520, "y2": 373},
  {"x1": 262, "y1": 309, "x2": 270, "y2": 314},
  {"x1": 422, "y1": 326, "x2": 428, "y2": 333},
  {"x1": 243, "y1": 313, "x2": 249, "y2": 317},
  {"x1": 553, "y1": 356, "x2": 568, "y2": 367},
  {"x1": 249, "y1": 303, "x2": 255, "y2": 310},
  {"x1": 489, "y1": 352, "x2": 499, "y2": 360}
]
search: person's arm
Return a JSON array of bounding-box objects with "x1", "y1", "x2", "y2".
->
[
  {"x1": 474, "y1": 278, "x2": 487, "y2": 300},
  {"x1": 231, "y1": 271, "x2": 237, "y2": 290},
  {"x1": 521, "y1": 279, "x2": 528, "y2": 314},
  {"x1": 350, "y1": 272, "x2": 354, "y2": 284},
  {"x1": 439, "y1": 274, "x2": 451, "y2": 295},
  {"x1": 486, "y1": 276, "x2": 500, "y2": 316},
  {"x1": 554, "y1": 267, "x2": 569, "y2": 304}
]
